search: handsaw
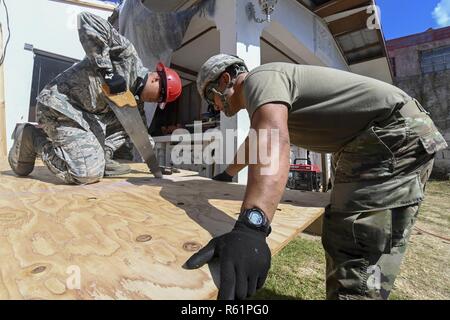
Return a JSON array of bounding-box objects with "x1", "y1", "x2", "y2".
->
[{"x1": 102, "y1": 84, "x2": 162, "y2": 178}]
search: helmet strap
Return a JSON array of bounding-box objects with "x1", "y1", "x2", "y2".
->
[
  {"x1": 157, "y1": 70, "x2": 167, "y2": 103},
  {"x1": 211, "y1": 79, "x2": 235, "y2": 116}
]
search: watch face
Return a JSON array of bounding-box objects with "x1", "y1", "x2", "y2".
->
[{"x1": 248, "y1": 210, "x2": 264, "y2": 227}]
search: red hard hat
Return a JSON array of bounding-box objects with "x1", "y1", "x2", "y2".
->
[{"x1": 156, "y1": 62, "x2": 182, "y2": 109}]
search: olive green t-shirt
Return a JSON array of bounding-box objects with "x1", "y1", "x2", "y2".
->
[{"x1": 243, "y1": 63, "x2": 411, "y2": 153}]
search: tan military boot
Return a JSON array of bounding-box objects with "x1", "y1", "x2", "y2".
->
[{"x1": 104, "y1": 147, "x2": 131, "y2": 177}]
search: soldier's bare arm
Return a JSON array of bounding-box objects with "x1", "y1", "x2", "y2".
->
[
  {"x1": 224, "y1": 135, "x2": 250, "y2": 176},
  {"x1": 241, "y1": 103, "x2": 291, "y2": 222}
]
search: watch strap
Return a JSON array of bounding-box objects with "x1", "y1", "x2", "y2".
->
[{"x1": 238, "y1": 208, "x2": 271, "y2": 236}]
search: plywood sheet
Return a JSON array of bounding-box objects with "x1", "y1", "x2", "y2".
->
[{"x1": 0, "y1": 159, "x2": 329, "y2": 299}]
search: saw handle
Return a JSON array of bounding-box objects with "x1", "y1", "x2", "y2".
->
[{"x1": 102, "y1": 84, "x2": 138, "y2": 108}]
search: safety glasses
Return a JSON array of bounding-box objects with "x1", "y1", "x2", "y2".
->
[
  {"x1": 205, "y1": 82, "x2": 219, "y2": 107},
  {"x1": 157, "y1": 70, "x2": 167, "y2": 109}
]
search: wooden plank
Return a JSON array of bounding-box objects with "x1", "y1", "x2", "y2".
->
[
  {"x1": 0, "y1": 24, "x2": 6, "y2": 157},
  {"x1": 0, "y1": 159, "x2": 329, "y2": 299},
  {"x1": 314, "y1": 0, "x2": 372, "y2": 18},
  {"x1": 328, "y1": 10, "x2": 370, "y2": 37}
]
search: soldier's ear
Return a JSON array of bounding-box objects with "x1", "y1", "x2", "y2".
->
[
  {"x1": 149, "y1": 72, "x2": 159, "y2": 82},
  {"x1": 220, "y1": 72, "x2": 232, "y2": 87}
]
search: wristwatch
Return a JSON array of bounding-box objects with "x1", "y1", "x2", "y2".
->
[{"x1": 238, "y1": 208, "x2": 271, "y2": 235}]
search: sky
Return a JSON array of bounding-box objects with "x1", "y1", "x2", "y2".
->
[{"x1": 376, "y1": 0, "x2": 450, "y2": 40}]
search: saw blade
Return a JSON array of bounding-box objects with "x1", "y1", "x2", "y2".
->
[{"x1": 108, "y1": 103, "x2": 162, "y2": 178}]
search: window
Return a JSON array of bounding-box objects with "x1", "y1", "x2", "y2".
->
[
  {"x1": 420, "y1": 45, "x2": 450, "y2": 74},
  {"x1": 390, "y1": 57, "x2": 397, "y2": 77},
  {"x1": 28, "y1": 50, "x2": 78, "y2": 122}
]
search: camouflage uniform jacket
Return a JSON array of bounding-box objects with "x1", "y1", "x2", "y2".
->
[{"x1": 37, "y1": 12, "x2": 149, "y2": 131}]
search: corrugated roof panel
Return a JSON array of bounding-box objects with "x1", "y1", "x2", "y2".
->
[
  {"x1": 350, "y1": 31, "x2": 366, "y2": 48},
  {"x1": 337, "y1": 29, "x2": 379, "y2": 52},
  {"x1": 337, "y1": 34, "x2": 355, "y2": 51},
  {"x1": 360, "y1": 28, "x2": 379, "y2": 43}
]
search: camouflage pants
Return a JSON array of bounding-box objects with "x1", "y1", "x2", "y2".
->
[
  {"x1": 322, "y1": 182, "x2": 429, "y2": 300},
  {"x1": 37, "y1": 103, "x2": 127, "y2": 185},
  {"x1": 322, "y1": 101, "x2": 447, "y2": 300}
]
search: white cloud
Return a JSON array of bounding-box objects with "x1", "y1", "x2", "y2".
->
[{"x1": 433, "y1": 0, "x2": 450, "y2": 27}]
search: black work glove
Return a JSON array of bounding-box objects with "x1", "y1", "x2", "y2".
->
[
  {"x1": 102, "y1": 70, "x2": 127, "y2": 94},
  {"x1": 183, "y1": 221, "x2": 271, "y2": 300},
  {"x1": 212, "y1": 170, "x2": 233, "y2": 182}
]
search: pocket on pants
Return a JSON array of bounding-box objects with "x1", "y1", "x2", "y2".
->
[
  {"x1": 352, "y1": 210, "x2": 392, "y2": 254},
  {"x1": 419, "y1": 131, "x2": 448, "y2": 155},
  {"x1": 334, "y1": 127, "x2": 396, "y2": 183},
  {"x1": 391, "y1": 205, "x2": 419, "y2": 248},
  {"x1": 406, "y1": 113, "x2": 448, "y2": 154}
]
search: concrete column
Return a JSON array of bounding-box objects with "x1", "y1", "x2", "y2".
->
[{"x1": 213, "y1": 0, "x2": 265, "y2": 184}]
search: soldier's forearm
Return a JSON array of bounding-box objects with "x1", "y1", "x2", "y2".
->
[
  {"x1": 225, "y1": 163, "x2": 247, "y2": 176},
  {"x1": 241, "y1": 134, "x2": 290, "y2": 222},
  {"x1": 226, "y1": 136, "x2": 250, "y2": 176},
  {"x1": 241, "y1": 103, "x2": 291, "y2": 222}
]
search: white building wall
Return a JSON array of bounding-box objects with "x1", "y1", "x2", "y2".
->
[
  {"x1": 268, "y1": 0, "x2": 348, "y2": 70},
  {"x1": 0, "y1": 0, "x2": 112, "y2": 150},
  {"x1": 350, "y1": 57, "x2": 393, "y2": 84},
  {"x1": 211, "y1": 0, "x2": 347, "y2": 184}
]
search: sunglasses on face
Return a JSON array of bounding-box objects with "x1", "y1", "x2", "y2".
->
[{"x1": 205, "y1": 83, "x2": 220, "y2": 107}]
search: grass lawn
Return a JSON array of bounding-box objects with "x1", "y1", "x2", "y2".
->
[{"x1": 253, "y1": 180, "x2": 450, "y2": 300}]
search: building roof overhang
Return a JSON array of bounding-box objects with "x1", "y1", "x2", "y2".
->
[{"x1": 298, "y1": 0, "x2": 391, "y2": 68}]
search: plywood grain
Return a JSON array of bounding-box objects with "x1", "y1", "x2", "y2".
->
[{"x1": 0, "y1": 159, "x2": 329, "y2": 299}]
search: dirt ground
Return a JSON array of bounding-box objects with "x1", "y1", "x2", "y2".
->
[{"x1": 254, "y1": 180, "x2": 450, "y2": 300}]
